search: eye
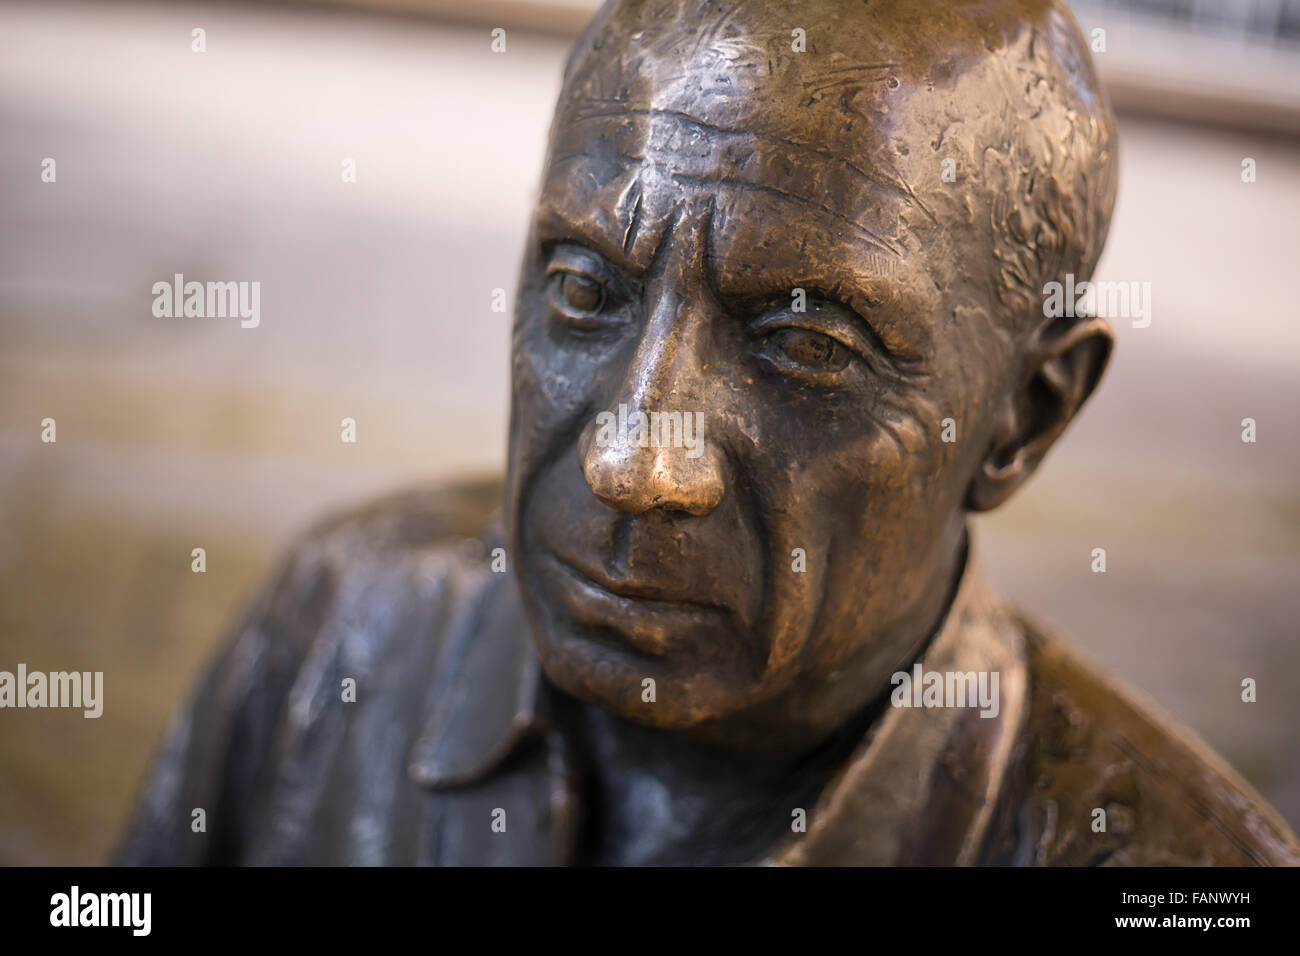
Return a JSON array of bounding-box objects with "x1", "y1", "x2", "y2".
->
[
  {"x1": 551, "y1": 271, "x2": 605, "y2": 315},
  {"x1": 768, "y1": 328, "x2": 847, "y2": 370},
  {"x1": 760, "y1": 327, "x2": 852, "y2": 374}
]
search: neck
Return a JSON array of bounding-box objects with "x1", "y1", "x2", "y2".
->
[{"x1": 569, "y1": 697, "x2": 870, "y2": 865}]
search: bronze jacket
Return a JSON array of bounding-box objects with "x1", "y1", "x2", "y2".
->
[{"x1": 117, "y1": 481, "x2": 1300, "y2": 866}]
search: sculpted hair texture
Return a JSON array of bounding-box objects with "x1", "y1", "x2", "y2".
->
[{"x1": 978, "y1": 2, "x2": 1119, "y2": 335}]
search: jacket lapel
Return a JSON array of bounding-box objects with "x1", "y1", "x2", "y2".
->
[{"x1": 408, "y1": 568, "x2": 579, "y2": 865}]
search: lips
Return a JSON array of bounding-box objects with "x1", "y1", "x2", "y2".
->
[
  {"x1": 540, "y1": 551, "x2": 734, "y2": 659},
  {"x1": 554, "y1": 551, "x2": 724, "y2": 608}
]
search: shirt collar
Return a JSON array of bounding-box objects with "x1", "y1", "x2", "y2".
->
[{"x1": 764, "y1": 543, "x2": 1029, "y2": 865}]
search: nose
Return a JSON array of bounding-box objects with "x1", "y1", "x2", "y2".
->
[
  {"x1": 580, "y1": 412, "x2": 724, "y2": 516},
  {"x1": 579, "y1": 212, "x2": 726, "y2": 517}
]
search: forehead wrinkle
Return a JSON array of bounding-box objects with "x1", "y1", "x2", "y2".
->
[
  {"x1": 688, "y1": 0, "x2": 763, "y2": 55},
  {"x1": 553, "y1": 108, "x2": 912, "y2": 259},
  {"x1": 802, "y1": 62, "x2": 901, "y2": 95},
  {"x1": 618, "y1": 174, "x2": 644, "y2": 257},
  {"x1": 563, "y1": 102, "x2": 921, "y2": 214},
  {"x1": 670, "y1": 172, "x2": 901, "y2": 260},
  {"x1": 546, "y1": 148, "x2": 902, "y2": 265},
  {"x1": 537, "y1": 158, "x2": 678, "y2": 277}
]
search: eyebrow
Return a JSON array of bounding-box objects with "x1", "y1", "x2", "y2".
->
[
  {"x1": 716, "y1": 271, "x2": 931, "y2": 365},
  {"x1": 535, "y1": 188, "x2": 652, "y2": 278}
]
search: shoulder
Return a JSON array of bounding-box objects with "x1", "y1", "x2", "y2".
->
[
  {"x1": 118, "y1": 478, "x2": 505, "y2": 864},
  {"x1": 253, "y1": 478, "x2": 501, "y2": 658},
  {"x1": 228, "y1": 477, "x2": 508, "y2": 697},
  {"x1": 267, "y1": 478, "x2": 505, "y2": 620},
  {"x1": 989, "y1": 611, "x2": 1300, "y2": 866}
]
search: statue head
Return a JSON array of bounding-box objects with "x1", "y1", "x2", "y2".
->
[{"x1": 505, "y1": 0, "x2": 1117, "y2": 751}]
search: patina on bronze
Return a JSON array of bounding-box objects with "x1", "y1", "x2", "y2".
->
[{"x1": 118, "y1": 0, "x2": 1300, "y2": 866}]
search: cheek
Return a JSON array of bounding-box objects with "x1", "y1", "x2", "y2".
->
[
  {"x1": 781, "y1": 396, "x2": 958, "y2": 597},
  {"x1": 733, "y1": 375, "x2": 955, "y2": 559},
  {"x1": 750, "y1": 406, "x2": 941, "y2": 581},
  {"x1": 514, "y1": 305, "x2": 591, "y2": 418},
  {"x1": 509, "y1": 294, "x2": 593, "y2": 539},
  {"x1": 828, "y1": 385, "x2": 952, "y2": 510},
  {"x1": 509, "y1": 295, "x2": 612, "y2": 484}
]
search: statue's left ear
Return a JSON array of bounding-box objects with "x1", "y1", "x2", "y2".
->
[{"x1": 965, "y1": 314, "x2": 1113, "y2": 512}]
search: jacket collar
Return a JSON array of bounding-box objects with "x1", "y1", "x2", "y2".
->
[{"x1": 407, "y1": 566, "x2": 546, "y2": 789}]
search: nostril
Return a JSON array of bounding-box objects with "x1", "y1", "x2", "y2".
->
[
  {"x1": 667, "y1": 461, "x2": 725, "y2": 516},
  {"x1": 581, "y1": 443, "x2": 651, "y2": 514}
]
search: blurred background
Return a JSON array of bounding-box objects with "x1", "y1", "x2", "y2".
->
[{"x1": 1, "y1": 0, "x2": 1297, "y2": 864}]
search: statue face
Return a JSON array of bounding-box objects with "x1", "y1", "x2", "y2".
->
[{"x1": 505, "y1": 0, "x2": 1111, "y2": 746}]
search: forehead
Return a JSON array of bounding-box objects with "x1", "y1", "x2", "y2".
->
[
  {"x1": 534, "y1": 0, "x2": 1022, "y2": 301},
  {"x1": 540, "y1": 105, "x2": 905, "y2": 280},
  {"x1": 541, "y1": 77, "x2": 916, "y2": 309}
]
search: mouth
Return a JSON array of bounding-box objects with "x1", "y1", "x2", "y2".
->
[{"x1": 540, "y1": 552, "x2": 733, "y2": 660}]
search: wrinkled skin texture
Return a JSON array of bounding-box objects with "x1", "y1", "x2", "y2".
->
[{"x1": 505, "y1": 0, "x2": 1117, "y2": 756}]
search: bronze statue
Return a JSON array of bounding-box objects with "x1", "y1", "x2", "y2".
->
[{"x1": 118, "y1": 0, "x2": 1300, "y2": 866}]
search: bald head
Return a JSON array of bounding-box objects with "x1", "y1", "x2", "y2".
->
[{"x1": 550, "y1": 0, "x2": 1117, "y2": 335}]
